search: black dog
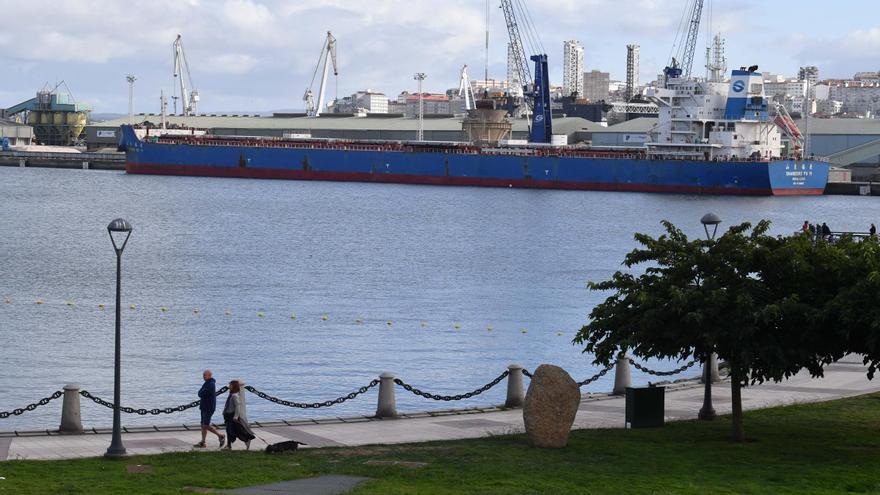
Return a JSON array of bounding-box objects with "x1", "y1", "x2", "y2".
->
[{"x1": 265, "y1": 440, "x2": 307, "y2": 454}]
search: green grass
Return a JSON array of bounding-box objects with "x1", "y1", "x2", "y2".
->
[{"x1": 2, "y1": 394, "x2": 880, "y2": 494}]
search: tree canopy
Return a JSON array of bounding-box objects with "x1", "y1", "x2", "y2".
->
[{"x1": 574, "y1": 220, "x2": 880, "y2": 441}]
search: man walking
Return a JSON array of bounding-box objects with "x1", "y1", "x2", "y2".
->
[{"x1": 195, "y1": 369, "x2": 225, "y2": 448}]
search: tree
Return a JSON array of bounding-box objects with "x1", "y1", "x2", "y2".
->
[{"x1": 574, "y1": 220, "x2": 847, "y2": 442}]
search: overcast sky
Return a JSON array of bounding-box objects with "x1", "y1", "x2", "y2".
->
[{"x1": 1, "y1": 0, "x2": 877, "y2": 113}]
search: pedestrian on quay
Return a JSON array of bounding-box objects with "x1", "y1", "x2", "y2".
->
[
  {"x1": 802, "y1": 220, "x2": 811, "y2": 234},
  {"x1": 195, "y1": 369, "x2": 225, "y2": 448},
  {"x1": 223, "y1": 380, "x2": 255, "y2": 450},
  {"x1": 822, "y1": 222, "x2": 832, "y2": 240},
  {"x1": 870, "y1": 223, "x2": 876, "y2": 236}
]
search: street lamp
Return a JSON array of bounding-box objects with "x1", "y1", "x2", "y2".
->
[
  {"x1": 698, "y1": 213, "x2": 720, "y2": 421},
  {"x1": 105, "y1": 218, "x2": 132, "y2": 457}
]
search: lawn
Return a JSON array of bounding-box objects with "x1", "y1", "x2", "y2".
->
[{"x1": 1, "y1": 394, "x2": 879, "y2": 494}]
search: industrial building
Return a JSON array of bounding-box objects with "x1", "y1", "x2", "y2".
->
[
  {"x1": 0, "y1": 119, "x2": 34, "y2": 148},
  {"x1": 84, "y1": 114, "x2": 596, "y2": 149},
  {"x1": 2, "y1": 86, "x2": 90, "y2": 146}
]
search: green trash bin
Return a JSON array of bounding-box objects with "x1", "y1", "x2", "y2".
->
[{"x1": 625, "y1": 386, "x2": 665, "y2": 428}]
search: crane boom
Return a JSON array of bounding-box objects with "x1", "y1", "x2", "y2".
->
[
  {"x1": 458, "y1": 65, "x2": 476, "y2": 111},
  {"x1": 499, "y1": 0, "x2": 531, "y2": 97},
  {"x1": 304, "y1": 31, "x2": 338, "y2": 117},
  {"x1": 681, "y1": 0, "x2": 704, "y2": 79},
  {"x1": 172, "y1": 34, "x2": 199, "y2": 116}
]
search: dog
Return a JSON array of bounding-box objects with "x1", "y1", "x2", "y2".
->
[{"x1": 265, "y1": 440, "x2": 307, "y2": 454}]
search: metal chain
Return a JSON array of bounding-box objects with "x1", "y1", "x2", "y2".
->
[
  {"x1": 394, "y1": 370, "x2": 510, "y2": 401},
  {"x1": 79, "y1": 386, "x2": 229, "y2": 416},
  {"x1": 0, "y1": 391, "x2": 63, "y2": 419},
  {"x1": 630, "y1": 359, "x2": 698, "y2": 376},
  {"x1": 521, "y1": 369, "x2": 533, "y2": 378},
  {"x1": 244, "y1": 380, "x2": 379, "y2": 409},
  {"x1": 577, "y1": 364, "x2": 615, "y2": 387}
]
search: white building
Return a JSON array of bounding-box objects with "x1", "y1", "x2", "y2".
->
[
  {"x1": 563, "y1": 40, "x2": 584, "y2": 97},
  {"x1": 764, "y1": 79, "x2": 807, "y2": 99},
  {"x1": 827, "y1": 83, "x2": 880, "y2": 116},
  {"x1": 355, "y1": 91, "x2": 389, "y2": 114}
]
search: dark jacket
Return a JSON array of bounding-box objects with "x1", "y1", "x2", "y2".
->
[{"x1": 199, "y1": 378, "x2": 217, "y2": 412}]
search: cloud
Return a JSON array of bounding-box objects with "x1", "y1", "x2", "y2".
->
[{"x1": 202, "y1": 54, "x2": 259, "y2": 74}]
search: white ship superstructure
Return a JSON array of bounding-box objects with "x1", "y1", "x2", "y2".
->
[{"x1": 645, "y1": 67, "x2": 785, "y2": 161}]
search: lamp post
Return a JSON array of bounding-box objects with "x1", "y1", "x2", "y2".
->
[
  {"x1": 105, "y1": 218, "x2": 132, "y2": 458},
  {"x1": 698, "y1": 212, "x2": 720, "y2": 421}
]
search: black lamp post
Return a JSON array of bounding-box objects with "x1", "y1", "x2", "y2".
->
[
  {"x1": 105, "y1": 218, "x2": 132, "y2": 458},
  {"x1": 698, "y1": 213, "x2": 720, "y2": 421}
]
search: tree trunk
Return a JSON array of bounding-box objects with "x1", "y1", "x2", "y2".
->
[{"x1": 730, "y1": 374, "x2": 745, "y2": 443}]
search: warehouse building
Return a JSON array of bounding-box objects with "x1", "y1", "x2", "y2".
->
[
  {"x1": 84, "y1": 114, "x2": 597, "y2": 150},
  {"x1": 0, "y1": 119, "x2": 34, "y2": 147}
]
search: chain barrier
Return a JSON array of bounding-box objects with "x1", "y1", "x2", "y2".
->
[
  {"x1": 394, "y1": 370, "x2": 510, "y2": 401},
  {"x1": 577, "y1": 364, "x2": 615, "y2": 387},
  {"x1": 245, "y1": 380, "x2": 379, "y2": 409},
  {"x1": 79, "y1": 386, "x2": 229, "y2": 416},
  {"x1": 521, "y1": 369, "x2": 533, "y2": 378},
  {"x1": 630, "y1": 359, "x2": 698, "y2": 377},
  {"x1": 0, "y1": 391, "x2": 63, "y2": 418}
]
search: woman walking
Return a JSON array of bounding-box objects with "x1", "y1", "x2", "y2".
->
[{"x1": 223, "y1": 380, "x2": 255, "y2": 450}]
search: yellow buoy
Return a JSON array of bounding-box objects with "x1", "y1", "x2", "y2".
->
[
  {"x1": 520, "y1": 328, "x2": 527, "y2": 334},
  {"x1": 321, "y1": 315, "x2": 328, "y2": 321},
  {"x1": 454, "y1": 323, "x2": 461, "y2": 329},
  {"x1": 290, "y1": 313, "x2": 296, "y2": 320},
  {"x1": 36, "y1": 299, "x2": 43, "y2": 305},
  {"x1": 487, "y1": 325, "x2": 493, "y2": 331},
  {"x1": 160, "y1": 306, "x2": 168, "y2": 312},
  {"x1": 129, "y1": 304, "x2": 136, "y2": 310},
  {"x1": 98, "y1": 304, "x2": 105, "y2": 310},
  {"x1": 224, "y1": 309, "x2": 231, "y2": 316},
  {"x1": 386, "y1": 321, "x2": 393, "y2": 326},
  {"x1": 257, "y1": 312, "x2": 265, "y2": 318}
]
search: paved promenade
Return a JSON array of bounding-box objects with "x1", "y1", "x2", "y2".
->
[{"x1": 1, "y1": 358, "x2": 877, "y2": 461}]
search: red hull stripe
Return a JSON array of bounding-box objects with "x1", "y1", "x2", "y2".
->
[{"x1": 125, "y1": 162, "x2": 822, "y2": 197}]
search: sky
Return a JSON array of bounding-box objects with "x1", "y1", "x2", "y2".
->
[{"x1": 1, "y1": 0, "x2": 878, "y2": 113}]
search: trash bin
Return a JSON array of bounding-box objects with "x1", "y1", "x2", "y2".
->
[{"x1": 625, "y1": 386, "x2": 665, "y2": 428}]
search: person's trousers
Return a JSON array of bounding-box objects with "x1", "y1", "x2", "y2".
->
[{"x1": 223, "y1": 411, "x2": 236, "y2": 445}]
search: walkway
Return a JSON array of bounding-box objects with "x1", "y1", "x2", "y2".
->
[{"x1": 1, "y1": 358, "x2": 877, "y2": 461}]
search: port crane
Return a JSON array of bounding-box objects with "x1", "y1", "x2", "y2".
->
[
  {"x1": 458, "y1": 65, "x2": 476, "y2": 111},
  {"x1": 172, "y1": 34, "x2": 199, "y2": 116},
  {"x1": 663, "y1": 0, "x2": 704, "y2": 83},
  {"x1": 499, "y1": 0, "x2": 551, "y2": 143},
  {"x1": 304, "y1": 31, "x2": 338, "y2": 117}
]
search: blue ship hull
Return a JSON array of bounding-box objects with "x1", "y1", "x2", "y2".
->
[{"x1": 119, "y1": 126, "x2": 829, "y2": 196}]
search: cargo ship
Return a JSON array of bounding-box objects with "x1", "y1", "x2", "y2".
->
[{"x1": 120, "y1": 68, "x2": 829, "y2": 196}]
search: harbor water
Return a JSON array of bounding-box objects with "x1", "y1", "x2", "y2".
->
[{"x1": 0, "y1": 166, "x2": 875, "y2": 430}]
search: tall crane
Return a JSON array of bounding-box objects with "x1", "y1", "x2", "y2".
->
[
  {"x1": 458, "y1": 65, "x2": 476, "y2": 111},
  {"x1": 499, "y1": 0, "x2": 552, "y2": 143},
  {"x1": 663, "y1": 0, "x2": 704, "y2": 83},
  {"x1": 172, "y1": 34, "x2": 199, "y2": 116},
  {"x1": 304, "y1": 31, "x2": 338, "y2": 117}
]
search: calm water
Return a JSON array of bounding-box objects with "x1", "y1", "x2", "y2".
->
[{"x1": 0, "y1": 166, "x2": 875, "y2": 430}]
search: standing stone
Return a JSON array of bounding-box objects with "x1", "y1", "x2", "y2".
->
[{"x1": 523, "y1": 364, "x2": 580, "y2": 448}]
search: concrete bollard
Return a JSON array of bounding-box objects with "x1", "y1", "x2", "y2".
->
[
  {"x1": 612, "y1": 355, "x2": 632, "y2": 396},
  {"x1": 505, "y1": 364, "x2": 525, "y2": 408},
  {"x1": 700, "y1": 353, "x2": 721, "y2": 383},
  {"x1": 60, "y1": 384, "x2": 83, "y2": 434},
  {"x1": 375, "y1": 372, "x2": 397, "y2": 418},
  {"x1": 82, "y1": 161, "x2": 90, "y2": 170}
]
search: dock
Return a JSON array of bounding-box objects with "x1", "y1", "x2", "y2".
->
[{"x1": 0, "y1": 150, "x2": 124, "y2": 171}]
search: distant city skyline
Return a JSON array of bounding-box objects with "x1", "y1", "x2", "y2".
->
[{"x1": 1, "y1": 0, "x2": 878, "y2": 113}]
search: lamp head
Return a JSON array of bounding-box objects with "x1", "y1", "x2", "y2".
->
[
  {"x1": 107, "y1": 218, "x2": 132, "y2": 253},
  {"x1": 700, "y1": 213, "x2": 721, "y2": 241}
]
